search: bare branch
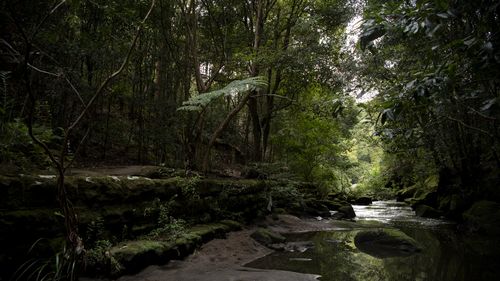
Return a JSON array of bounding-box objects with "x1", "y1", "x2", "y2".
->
[
  {"x1": 444, "y1": 116, "x2": 494, "y2": 139},
  {"x1": 32, "y1": 0, "x2": 67, "y2": 40},
  {"x1": 27, "y1": 63, "x2": 60, "y2": 77}
]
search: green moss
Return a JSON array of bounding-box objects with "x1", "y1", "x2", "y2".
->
[
  {"x1": 250, "y1": 228, "x2": 286, "y2": 245},
  {"x1": 220, "y1": 220, "x2": 243, "y2": 230},
  {"x1": 110, "y1": 240, "x2": 168, "y2": 261},
  {"x1": 174, "y1": 232, "x2": 202, "y2": 246},
  {"x1": 0, "y1": 208, "x2": 60, "y2": 223},
  {"x1": 463, "y1": 200, "x2": 500, "y2": 235},
  {"x1": 190, "y1": 223, "x2": 228, "y2": 237}
]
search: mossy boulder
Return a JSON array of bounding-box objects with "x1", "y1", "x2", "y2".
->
[
  {"x1": 318, "y1": 199, "x2": 344, "y2": 210},
  {"x1": 463, "y1": 200, "x2": 500, "y2": 235},
  {"x1": 332, "y1": 204, "x2": 356, "y2": 219},
  {"x1": 110, "y1": 240, "x2": 172, "y2": 274},
  {"x1": 396, "y1": 185, "x2": 418, "y2": 202},
  {"x1": 415, "y1": 204, "x2": 442, "y2": 218},
  {"x1": 339, "y1": 205, "x2": 356, "y2": 218},
  {"x1": 353, "y1": 196, "x2": 372, "y2": 206},
  {"x1": 411, "y1": 190, "x2": 438, "y2": 209},
  {"x1": 354, "y1": 229, "x2": 421, "y2": 258},
  {"x1": 107, "y1": 222, "x2": 238, "y2": 276},
  {"x1": 250, "y1": 228, "x2": 286, "y2": 246},
  {"x1": 303, "y1": 199, "x2": 331, "y2": 217}
]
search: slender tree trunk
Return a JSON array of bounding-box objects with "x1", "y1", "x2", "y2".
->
[{"x1": 203, "y1": 92, "x2": 253, "y2": 172}]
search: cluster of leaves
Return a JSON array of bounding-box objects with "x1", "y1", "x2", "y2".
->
[
  {"x1": 145, "y1": 199, "x2": 187, "y2": 241},
  {"x1": 83, "y1": 240, "x2": 121, "y2": 276},
  {"x1": 12, "y1": 240, "x2": 81, "y2": 281},
  {"x1": 177, "y1": 175, "x2": 201, "y2": 199},
  {"x1": 357, "y1": 0, "x2": 500, "y2": 193},
  {"x1": 269, "y1": 181, "x2": 304, "y2": 206},
  {"x1": 178, "y1": 77, "x2": 268, "y2": 112},
  {"x1": 273, "y1": 85, "x2": 359, "y2": 194},
  {"x1": 0, "y1": 119, "x2": 62, "y2": 170}
]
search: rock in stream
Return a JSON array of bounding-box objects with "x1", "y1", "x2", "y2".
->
[{"x1": 354, "y1": 228, "x2": 421, "y2": 258}]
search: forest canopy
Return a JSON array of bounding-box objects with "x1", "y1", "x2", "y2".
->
[
  {"x1": 1, "y1": 0, "x2": 499, "y2": 280},
  {"x1": 0, "y1": 0, "x2": 498, "y2": 197}
]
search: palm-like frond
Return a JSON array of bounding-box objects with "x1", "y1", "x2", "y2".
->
[{"x1": 178, "y1": 76, "x2": 267, "y2": 112}]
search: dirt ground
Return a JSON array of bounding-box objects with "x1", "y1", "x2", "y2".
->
[{"x1": 100, "y1": 215, "x2": 345, "y2": 281}]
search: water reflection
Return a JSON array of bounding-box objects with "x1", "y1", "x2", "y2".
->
[{"x1": 245, "y1": 201, "x2": 500, "y2": 281}]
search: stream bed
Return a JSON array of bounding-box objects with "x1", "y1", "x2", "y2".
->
[{"x1": 245, "y1": 201, "x2": 500, "y2": 281}]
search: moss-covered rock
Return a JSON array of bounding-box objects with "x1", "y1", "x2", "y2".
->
[
  {"x1": 303, "y1": 199, "x2": 331, "y2": 217},
  {"x1": 0, "y1": 174, "x2": 320, "y2": 279},
  {"x1": 354, "y1": 229, "x2": 421, "y2": 258},
  {"x1": 250, "y1": 228, "x2": 286, "y2": 246},
  {"x1": 396, "y1": 185, "x2": 418, "y2": 202},
  {"x1": 353, "y1": 196, "x2": 372, "y2": 206},
  {"x1": 317, "y1": 199, "x2": 344, "y2": 210},
  {"x1": 335, "y1": 205, "x2": 356, "y2": 219},
  {"x1": 463, "y1": 200, "x2": 500, "y2": 235},
  {"x1": 415, "y1": 204, "x2": 442, "y2": 218},
  {"x1": 0, "y1": 209, "x2": 63, "y2": 237},
  {"x1": 219, "y1": 220, "x2": 243, "y2": 230},
  {"x1": 107, "y1": 222, "x2": 237, "y2": 276},
  {"x1": 411, "y1": 190, "x2": 438, "y2": 209}
]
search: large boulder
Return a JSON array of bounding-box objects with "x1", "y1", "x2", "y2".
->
[
  {"x1": 396, "y1": 185, "x2": 418, "y2": 202},
  {"x1": 411, "y1": 190, "x2": 438, "y2": 209},
  {"x1": 415, "y1": 204, "x2": 442, "y2": 218},
  {"x1": 353, "y1": 196, "x2": 372, "y2": 205},
  {"x1": 354, "y1": 229, "x2": 421, "y2": 258},
  {"x1": 463, "y1": 200, "x2": 500, "y2": 235},
  {"x1": 303, "y1": 199, "x2": 331, "y2": 217},
  {"x1": 339, "y1": 205, "x2": 356, "y2": 219},
  {"x1": 332, "y1": 205, "x2": 356, "y2": 220}
]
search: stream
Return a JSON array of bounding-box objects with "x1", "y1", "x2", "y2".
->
[{"x1": 245, "y1": 201, "x2": 500, "y2": 281}]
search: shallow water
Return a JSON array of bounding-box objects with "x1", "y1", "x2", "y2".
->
[{"x1": 246, "y1": 201, "x2": 500, "y2": 281}]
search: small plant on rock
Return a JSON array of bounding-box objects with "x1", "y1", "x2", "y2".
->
[
  {"x1": 84, "y1": 240, "x2": 121, "y2": 276},
  {"x1": 145, "y1": 200, "x2": 187, "y2": 241}
]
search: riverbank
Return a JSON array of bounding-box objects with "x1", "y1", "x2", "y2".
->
[
  {"x1": 0, "y1": 170, "x2": 358, "y2": 280},
  {"x1": 82, "y1": 214, "x2": 348, "y2": 281},
  {"x1": 98, "y1": 202, "x2": 500, "y2": 281}
]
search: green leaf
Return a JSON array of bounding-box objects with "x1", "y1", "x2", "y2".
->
[{"x1": 177, "y1": 76, "x2": 267, "y2": 112}]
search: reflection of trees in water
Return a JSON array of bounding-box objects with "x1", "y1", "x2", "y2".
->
[
  {"x1": 312, "y1": 231, "x2": 389, "y2": 281},
  {"x1": 248, "y1": 226, "x2": 495, "y2": 281},
  {"x1": 383, "y1": 226, "x2": 465, "y2": 281}
]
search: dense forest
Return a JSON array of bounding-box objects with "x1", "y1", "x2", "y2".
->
[{"x1": 0, "y1": 0, "x2": 499, "y2": 280}]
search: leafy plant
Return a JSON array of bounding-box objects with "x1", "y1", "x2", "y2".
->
[
  {"x1": 83, "y1": 240, "x2": 121, "y2": 276},
  {"x1": 145, "y1": 199, "x2": 187, "y2": 241},
  {"x1": 177, "y1": 76, "x2": 268, "y2": 112},
  {"x1": 270, "y1": 182, "x2": 304, "y2": 205},
  {"x1": 83, "y1": 217, "x2": 105, "y2": 247},
  {"x1": 178, "y1": 175, "x2": 201, "y2": 199},
  {"x1": 12, "y1": 240, "x2": 81, "y2": 281}
]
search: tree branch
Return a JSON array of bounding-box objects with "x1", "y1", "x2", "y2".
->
[{"x1": 66, "y1": 0, "x2": 156, "y2": 134}]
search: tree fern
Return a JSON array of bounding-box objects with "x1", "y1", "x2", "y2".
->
[{"x1": 177, "y1": 76, "x2": 268, "y2": 112}]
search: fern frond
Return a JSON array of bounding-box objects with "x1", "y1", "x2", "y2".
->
[{"x1": 177, "y1": 76, "x2": 267, "y2": 112}]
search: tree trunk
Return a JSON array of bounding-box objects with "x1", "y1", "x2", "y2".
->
[{"x1": 203, "y1": 92, "x2": 253, "y2": 172}]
